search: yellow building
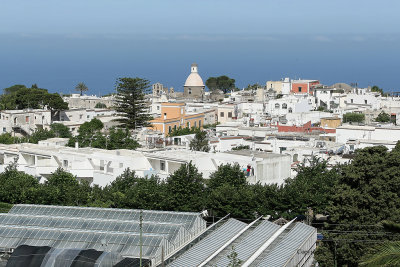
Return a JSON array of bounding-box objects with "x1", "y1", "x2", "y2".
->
[
  {"x1": 150, "y1": 103, "x2": 205, "y2": 136},
  {"x1": 320, "y1": 117, "x2": 341, "y2": 128},
  {"x1": 266, "y1": 81, "x2": 283, "y2": 94}
]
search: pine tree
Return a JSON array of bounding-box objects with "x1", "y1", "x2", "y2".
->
[{"x1": 114, "y1": 77, "x2": 152, "y2": 130}]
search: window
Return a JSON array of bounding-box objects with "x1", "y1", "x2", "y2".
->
[
  {"x1": 160, "y1": 160, "x2": 165, "y2": 171},
  {"x1": 275, "y1": 103, "x2": 280, "y2": 109},
  {"x1": 119, "y1": 163, "x2": 124, "y2": 168},
  {"x1": 63, "y1": 160, "x2": 68, "y2": 168},
  {"x1": 298, "y1": 87, "x2": 302, "y2": 92},
  {"x1": 282, "y1": 103, "x2": 287, "y2": 109},
  {"x1": 187, "y1": 122, "x2": 190, "y2": 128},
  {"x1": 168, "y1": 126, "x2": 172, "y2": 133},
  {"x1": 100, "y1": 160, "x2": 104, "y2": 171},
  {"x1": 174, "y1": 125, "x2": 177, "y2": 130},
  {"x1": 364, "y1": 100, "x2": 367, "y2": 104},
  {"x1": 199, "y1": 120, "x2": 201, "y2": 127},
  {"x1": 164, "y1": 113, "x2": 167, "y2": 119},
  {"x1": 288, "y1": 107, "x2": 293, "y2": 113},
  {"x1": 351, "y1": 99, "x2": 353, "y2": 103},
  {"x1": 87, "y1": 115, "x2": 90, "y2": 119},
  {"x1": 188, "y1": 88, "x2": 192, "y2": 95},
  {"x1": 25, "y1": 116, "x2": 29, "y2": 123},
  {"x1": 220, "y1": 112, "x2": 224, "y2": 117},
  {"x1": 3, "y1": 127, "x2": 6, "y2": 133},
  {"x1": 228, "y1": 112, "x2": 232, "y2": 118},
  {"x1": 157, "y1": 106, "x2": 160, "y2": 110},
  {"x1": 80, "y1": 115, "x2": 83, "y2": 119},
  {"x1": 194, "y1": 121, "x2": 197, "y2": 127}
]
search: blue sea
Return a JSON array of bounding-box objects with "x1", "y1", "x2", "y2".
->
[{"x1": 0, "y1": 33, "x2": 399, "y2": 95}]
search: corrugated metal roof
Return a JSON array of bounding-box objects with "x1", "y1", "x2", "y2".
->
[
  {"x1": 167, "y1": 218, "x2": 247, "y2": 267},
  {"x1": 256, "y1": 223, "x2": 316, "y2": 267},
  {"x1": 214, "y1": 220, "x2": 281, "y2": 266}
]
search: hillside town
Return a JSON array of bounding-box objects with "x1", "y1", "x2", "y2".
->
[
  {"x1": 1, "y1": 63, "x2": 398, "y2": 187},
  {"x1": 0, "y1": 63, "x2": 399, "y2": 267}
]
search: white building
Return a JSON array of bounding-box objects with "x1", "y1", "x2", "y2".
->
[
  {"x1": 0, "y1": 109, "x2": 52, "y2": 136},
  {"x1": 217, "y1": 104, "x2": 239, "y2": 124},
  {"x1": 266, "y1": 95, "x2": 314, "y2": 117},
  {"x1": 0, "y1": 140, "x2": 292, "y2": 186},
  {"x1": 336, "y1": 124, "x2": 400, "y2": 146},
  {"x1": 64, "y1": 94, "x2": 115, "y2": 109}
]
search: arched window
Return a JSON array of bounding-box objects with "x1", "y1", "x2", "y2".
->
[
  {"x1": 282, "y1": 103, "x2": 288, "y2": 109},
  {"x1": 275, "y1": 103, "x2": 280, "y2": 109},
  {"x1": 288, "y1": 107, "x2": 293, "y2": 113}
]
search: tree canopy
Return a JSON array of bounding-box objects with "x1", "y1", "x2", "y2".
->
[
  {"x1": 371, "y1": 85, "x2": 385, "y2": 96},
  {"x1": 189, "y1": 131, "x2": 210, "y2": 152},
  {"x1": 343, "y1": 112, "x2": 365, "y2": 123},
  {"x1": 0, "y1": 140, "x2": 398, "y2": 266},
  {"x1": 0, "y1": 84, "x2": 68, "y2": 111},
  {"x1": 206, "y1": 76, "x2": 236, "y2": 94},
  {"x1": 375, "y1": 111, "x2": 391, "y2": 123},
  {"x1": 95, "y1": 102, "x2": 107, "y2": 109},
  {"x1": 168, "y1": 126, "x2": 200, "y2": 137},
  {"x1": 315, "y1": 145, "x2": 400, "y2": 266},
  {"x1": 75, "y1": 82, "x2": 89, "y2": 96},
  {"x1": 114, "y1": 77, "x2": 153, "y2": 130},
  {"x1": 67, "y1": 118, "x2": 139, "y2": 150}
]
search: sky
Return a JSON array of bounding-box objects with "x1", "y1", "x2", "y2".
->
[{"x1": 0, "y1": 0, "x2": 399, "y2": 94}]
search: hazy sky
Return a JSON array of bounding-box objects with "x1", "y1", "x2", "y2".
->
[{"x1": 1, "y1": 0, "x2": 399, "y2": 94}]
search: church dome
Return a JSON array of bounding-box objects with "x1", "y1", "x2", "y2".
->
[{"x1": 184, "y1": 63, "x2": 204, "y2": 87}]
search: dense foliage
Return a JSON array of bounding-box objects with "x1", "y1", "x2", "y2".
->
[
  {"x1": 343, "y1": 112, "x2": 365, "y2": 123},
  {"x1": 168, "y1": 126, "x2": 200, "y2": 137},
  {"x1": 0, "y1": 84, "x2": 68, "y2": 112},
  {"x1": 371, "y1": 85, "x2": 385, "y2": 96},
  {"x1": 114, "y1": 77, "x2": 153, "y2": 129},
  {"x1": 0, "y1": 158, "x2": 339, "y2": 220},
  {"x1": 189, "y1": 131, "x2": 210, "y2": 152},
  {"x1": 375, "y1": 111, "x2": 391, "y2": 123},
  {"x1": 67, "y1": 118, "x2": 140, "y2": 150},
  {"x1": 315, "y1": 144, "x2": 400, "y2": 266},
  {"x1": 0, "y1": 124, "x2": 71, "y2": 145},
  {"x1": 94, "y1": 102, "x2": 107, "y2": 108},
  {"x1": 206, "y1": 76, "x2": 236, "y2": 94},
  {"x1": 0, "y1": 144, "x2": 399, "y2": 266}
]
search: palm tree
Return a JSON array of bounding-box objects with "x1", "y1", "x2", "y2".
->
[
  {"x1": 360, "y1": 241, "x2": 400, "y2": 266},
  {"x1": 75, "y1": 82, "x2": 88, "y2": 96},
  {"x1": 360, "y1": 221, "x2": 400, "y2": 266}
]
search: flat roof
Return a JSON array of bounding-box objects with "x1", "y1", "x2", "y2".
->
[{"x1": 224, "y1": 149, "x2": 287, "y2": 159}]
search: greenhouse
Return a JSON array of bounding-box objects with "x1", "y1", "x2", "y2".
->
[{"x1": 0, "y1": 204, "x2": 207, "y2": 266}]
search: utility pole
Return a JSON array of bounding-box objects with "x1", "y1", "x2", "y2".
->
[
  {"x1": 140, "y1": 209, "x2": 143, "y2": 267},
  {"x1": 161, "y1": 245, "x2": 165, "y2": 267}
]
